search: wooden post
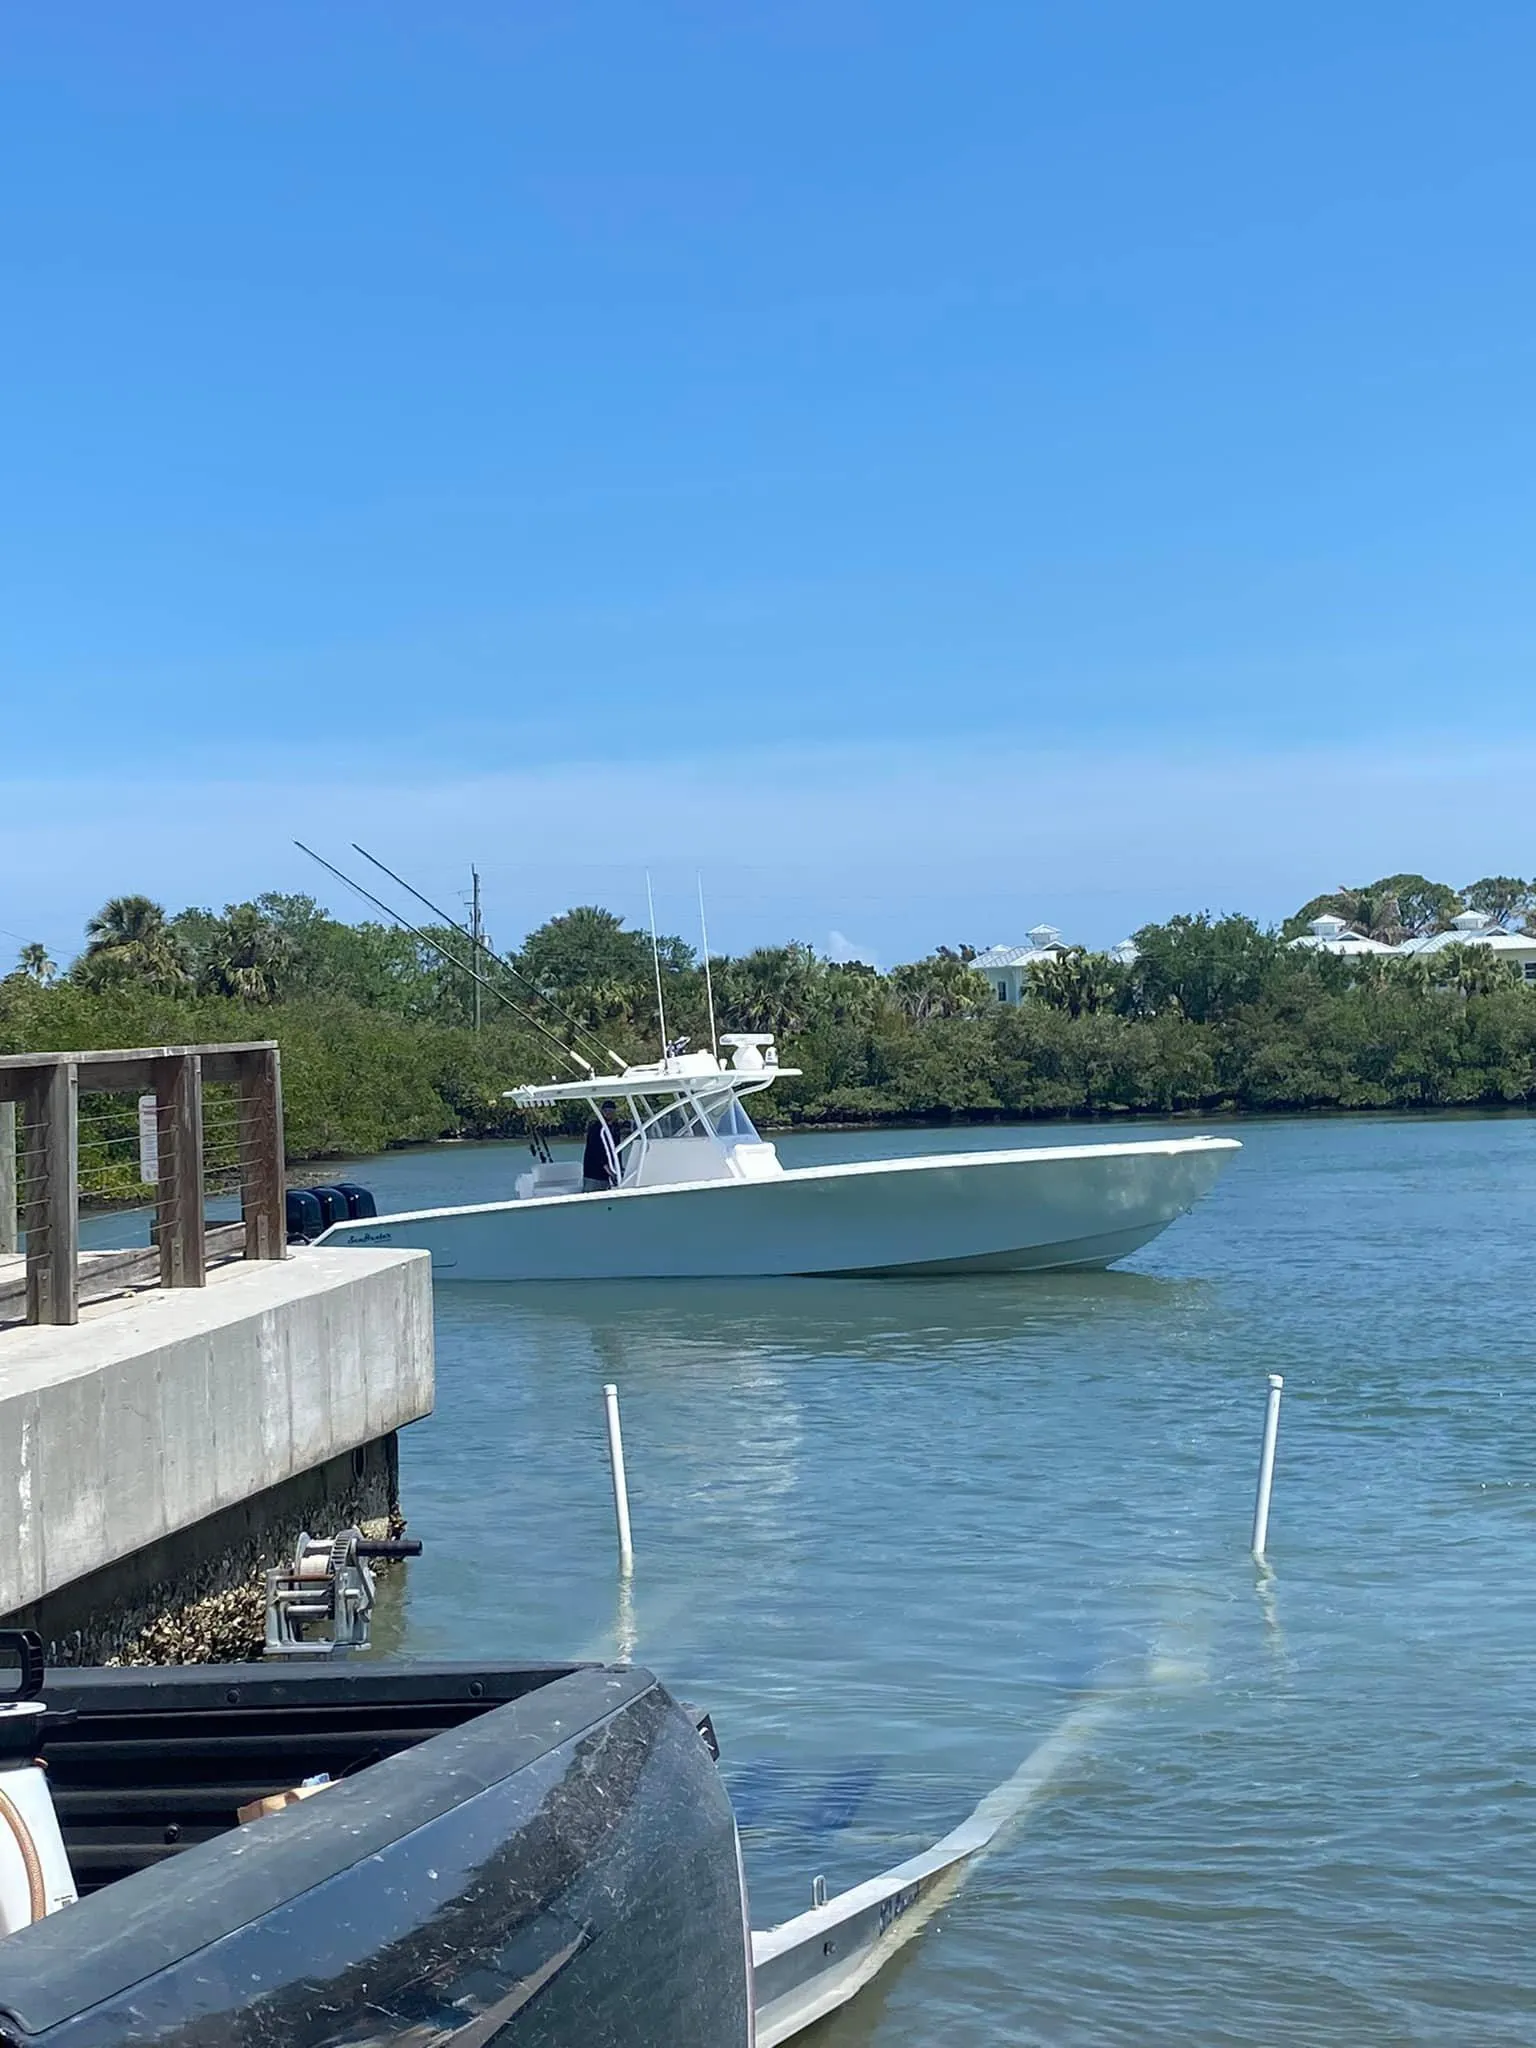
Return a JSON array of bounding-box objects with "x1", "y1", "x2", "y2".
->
[
  {"x1": 23, "y1": 1062, "x2": 78, "y2": 1326},
  {"x1": 0, "y1": 1100, "x2": 16, "y2": 1257},
  {"x1": 237, "y1": 1046, "x2": 286, "y2": 1260},
  {"x1": 153, "y1": 1052, "x2": 206, "y2": 1289}
]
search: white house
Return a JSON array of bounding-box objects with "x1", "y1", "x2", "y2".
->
[
  {"x1": 1394, "y1": 910, "x2": 1536, "y2": 982},
  {"x1": 1289, "y1": 913, "x2": 1396, "y2": 957},
  {"x1": 1290, "y1": 908, "x2": 1536, "y2": 980},
  {"x1": 971, "y1": 925, "x2": 1065, "y2": 1004}
]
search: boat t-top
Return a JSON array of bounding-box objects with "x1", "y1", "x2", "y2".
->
[
  {"x1": 511, "y1": 1033, "x2": 795, "y2": 1196},
  {"x1": 317, "y1": 1031, "x2": 1238, "y2": 1280}
]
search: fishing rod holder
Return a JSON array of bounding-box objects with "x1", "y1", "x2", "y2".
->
[{"x1": 263, "y1": 1529, "x2": 422, "y2": 1659}]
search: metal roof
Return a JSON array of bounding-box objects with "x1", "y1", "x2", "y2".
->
[
  {"x1": 971, "y1": 943, "x2": 1064, "y2": 970},
  {"x1": 1396, "y1": 927, "x2": 1536, "y2": 955},
  {"x1": 1289, "y1": 931, "x2": 1396, "y2": 954}
]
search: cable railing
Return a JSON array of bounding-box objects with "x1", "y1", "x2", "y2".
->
[{"x1": 0, "y1": 1042, "x2": 286, "y2": 1328}]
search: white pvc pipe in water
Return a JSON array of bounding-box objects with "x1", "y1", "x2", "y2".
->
[
  {"x1": 603, "y1": 1382, "x2": 635, "y2": 1576},
  {"x1": 1251, "y1": 1373, "x2": 1284, "y2": 1558}
]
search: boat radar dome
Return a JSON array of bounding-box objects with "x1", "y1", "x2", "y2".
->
[{"x1": 719, "y1": 1032, "x2": 778, "y2": 1072}]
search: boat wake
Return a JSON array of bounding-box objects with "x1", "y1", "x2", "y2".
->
[{"x1": 751, "y1": 1621, "x2": 1211, "y2": 2044}]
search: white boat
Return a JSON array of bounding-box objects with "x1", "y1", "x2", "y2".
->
[{"x1": 315, "y1": 1032, "x2": 1239, "y2": 1280}]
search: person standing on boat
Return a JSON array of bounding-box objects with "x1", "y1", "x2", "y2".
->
[{"x1": 582, "y1": 1100, "x2": 623, "y2": 1192}]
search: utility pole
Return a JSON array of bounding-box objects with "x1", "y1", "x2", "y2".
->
[{"x1": 471, "y1": 867, "x2": 483, "y2": 1034}]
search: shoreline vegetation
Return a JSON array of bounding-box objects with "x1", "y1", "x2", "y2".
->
[{"x1": 4, "y1": 875, "x2": 1536, "y2": 1184}]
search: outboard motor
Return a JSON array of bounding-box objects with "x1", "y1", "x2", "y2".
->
[
  {"x1": 286, "y1": 1185, "x2": 378, "y2": 1241},
  {"x1": 285, "y1": 1186, "x2": 324, "y2": 1242},
  {"x1": 0, "y1": 1631, "x2": 77, "y2": 1935},
  {"x1": 307, "y1": 1187, "x2": 350, "y2": 1230}
]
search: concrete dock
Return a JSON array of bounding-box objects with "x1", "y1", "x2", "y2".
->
[
  {"x1": 0, "y1": 1245, "x2": 434, "y2": 1660},
  {"x1": 0, "y1": 1040, "x2": 437, "y2": 1661}
]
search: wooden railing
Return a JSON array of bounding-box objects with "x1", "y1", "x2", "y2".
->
[{"x1": 0, "y1": 1042, "x2": 286, "y2": 1327}]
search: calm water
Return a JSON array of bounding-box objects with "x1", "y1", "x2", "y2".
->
[{"x1": 224, "y1": 1118, "x2": 1536, "y2": 2041}]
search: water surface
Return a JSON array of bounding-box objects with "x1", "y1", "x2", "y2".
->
[{"x1": 292, "y1": 1118, "x2": 1536, "y2": 2041}]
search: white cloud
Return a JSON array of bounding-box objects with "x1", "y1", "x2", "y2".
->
[{"x1": 826, "y1": 930, "x2": 880, "y2": 967}]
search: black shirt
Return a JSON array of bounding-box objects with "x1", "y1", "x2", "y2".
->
[{"x1": 583, "y1": 1116, "x2": 620, "y2": 1185}]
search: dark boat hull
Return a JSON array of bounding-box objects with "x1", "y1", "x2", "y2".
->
[{"x1": 0, "y1": 1661, "x2": 751, "y2": 2047}]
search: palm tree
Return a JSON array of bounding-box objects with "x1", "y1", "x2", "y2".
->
[
  {"x1": 571, "y1": 976, "x2": 647, "y2": 1030},
  {"x1": 1333, "y1": 886, "x2": 1405, "y2": 945},
  {"x1": 1290, "y1": 874, "x2": 1460, "y2": 944},
  {"x1": 717, "y1": 944, "x2": 823, "y2": 1037},
  {"x1": 1379, "y1": 953, "x2": 1432, "y2": 995},
  {"x1": 1431, "y1": 942, "x2": 1509, "y2": 999},
  {"x1": 1028, "y1": 947, "x2": 1123, "y2": 1017},
  {"x1": 822, "y1": 961, "x2": 895, "y2": 1031},
  {"x1": 1286, "y1": 884, "x2": 1407, "y2": 943},
  {"x1": 889, "y1": 956, "x2": 993, "y2": 1023},
  {"x1": 16, "y1": 942, "x2": 55, "y2": 984},
  {"x1": 201, "y1": 903, "x2": 293, "y2": 1003},
  {"x1": 81, "y1": 895, "x2": 188, "y2": 990}
]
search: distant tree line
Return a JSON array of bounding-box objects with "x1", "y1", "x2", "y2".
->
[{"x1": 3, "y1": 870, "x2": 1535, "y2": 1163}]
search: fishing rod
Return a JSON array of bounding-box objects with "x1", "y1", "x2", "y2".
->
[
  {"x1": 350, "y1": 841, "x2": 626, "y2": 1072},
  {"x1": 645, "y1": 870, "x2": 670, "y2": 1066},
  {"x1": 697, "y1": 874, "x2": 719, "y2": 1058},
  {"x1": 292, "y1": 842, "x2": 593, "y2": 1077}
]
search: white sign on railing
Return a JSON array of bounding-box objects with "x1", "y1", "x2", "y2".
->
[{"x1": 138, "y1": 1094, "x2": 159, "y2": 1186}]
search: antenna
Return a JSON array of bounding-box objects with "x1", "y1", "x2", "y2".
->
[
  {"x1": 645, "y1": 871, "x2": 670, "y2": 1064},
  {"x1": 697, "y1": 874, "x2": 718, "y2": 1058}
]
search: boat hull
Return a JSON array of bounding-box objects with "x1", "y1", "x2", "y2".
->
[{"x1": 317, "y1": 1137, "x2": 1239, "y2": 1280}]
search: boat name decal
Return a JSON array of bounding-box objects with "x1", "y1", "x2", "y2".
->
[{"x1": 877, "y1": 1882, "x2": 921, "y2": 1936}]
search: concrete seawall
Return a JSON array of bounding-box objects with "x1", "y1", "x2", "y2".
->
[{"x1": 0, "y1": 1246, "x2": 434, "y2": 1660}]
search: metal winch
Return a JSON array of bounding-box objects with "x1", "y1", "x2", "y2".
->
[{"x1": 263, "y1": 1528, "x2": 422, "y2": 1659}]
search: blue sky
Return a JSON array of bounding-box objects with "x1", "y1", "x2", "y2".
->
[{"x1": 4, "y1": 3, "x2": 1535, "y2": 966}]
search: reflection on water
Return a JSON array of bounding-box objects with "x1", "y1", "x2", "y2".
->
[
  {"x1": 327, "y1": 1115, "x2": 1536, "y2": 2041},
  {"x1": 477, "y1": 1264, "x2": 1196, "y2": 1352}
]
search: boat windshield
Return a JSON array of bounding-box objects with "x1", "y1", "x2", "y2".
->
[
  {"x1": 611, "y1": 1091, "x2": 763, "y2": 1152},
  {"x1": 647, "y1": 1100, "x2": 706, "y2": 1140},
  {"x1": 703, "y1": 1095, "x2": 762, "y2": 1142}
]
